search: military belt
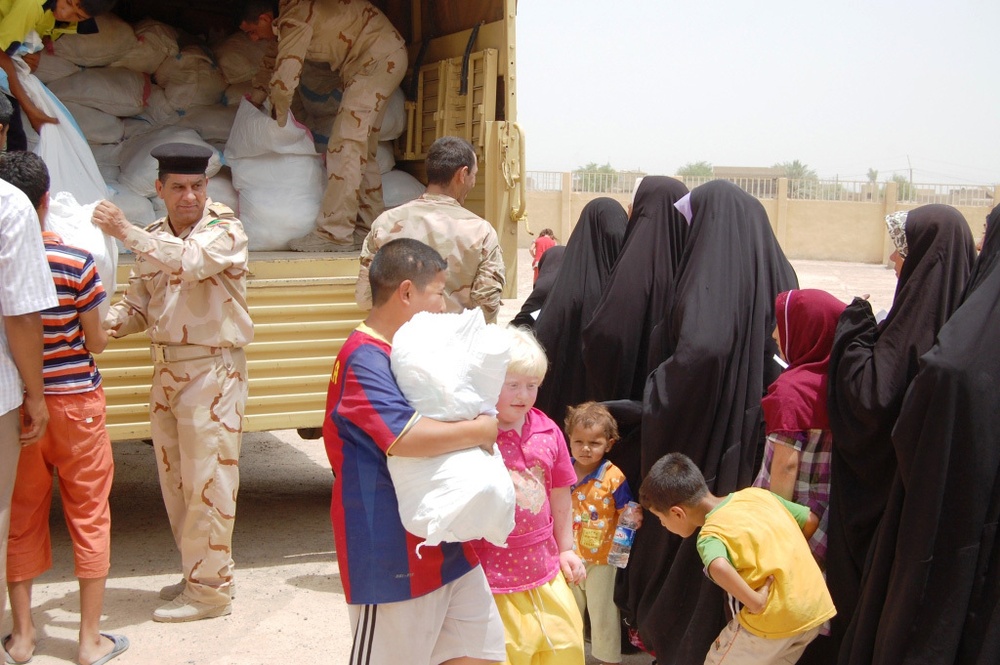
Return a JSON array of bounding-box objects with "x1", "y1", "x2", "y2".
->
[{"x1": 150, "y1": 343, "x2": 223, "y2": 364}]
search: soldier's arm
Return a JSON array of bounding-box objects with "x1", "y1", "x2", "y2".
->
[
  {"x1": 268, "y1": 10, "x2": 312, "y2": 127},
  {"x1": 354, "y1": 234, "x2": 378, "y2": 310},
  {"x1": 104, "y1": 265, "x2": 151, "y2": 338},
  {"x1": 470, "y1": 233, "x2": 505, "y2": 324}
]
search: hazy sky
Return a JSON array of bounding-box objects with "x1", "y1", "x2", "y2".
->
[{"x1": 517, "y1": 1, "x2": 999, "y2": 184}]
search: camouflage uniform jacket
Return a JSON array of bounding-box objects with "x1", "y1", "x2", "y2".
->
[
  {"x1": 251, "y1": 0, "x2": 405, "y2": 125},
  {"x1": 356, "y1": 193, "x2": 506, "y2": 323},
  {"x1": 105, "y1": 200, "x2": 254, "y2": 348}
]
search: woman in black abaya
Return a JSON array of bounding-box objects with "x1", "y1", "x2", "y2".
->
[
  {"x1": 511, "y1": 245, "x2": 566, "y2": 329},
  {"x1": 581, "y1": 176, "x2": 690, "y2": 403},
  {"x1": 838, "y1": 203, "x2": 1000, "y2": 665},
  {"x1": 826, "y1": 204, "x2": 976, "y2": 661},
  {"x1": 533, "y1": 197, "x2": 627, "y2": 423},
  {"x1": 620, "y1": 179, "x2": 798, "y2": 662}
]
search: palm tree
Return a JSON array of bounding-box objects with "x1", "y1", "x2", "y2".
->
[{"x1": 774, "y1": 160, "x2": 818, "y2": 181}]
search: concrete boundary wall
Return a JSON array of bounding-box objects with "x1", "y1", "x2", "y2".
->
[{"x1": 520, "y1": 175, "x2": 997, "y2": 264}]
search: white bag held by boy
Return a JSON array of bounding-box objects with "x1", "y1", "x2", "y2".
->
[
  {"x1": 45, "y1": 192, "x2": 118, "y2": 319},
  {"x1": 388, "y1": 309, "x2": 515, "y2": 548}
]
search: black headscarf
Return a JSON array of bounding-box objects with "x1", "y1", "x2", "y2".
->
[
  {"x1": 826, "y1": 204, "x2": 976, "y2": 657},
  {"x1": 837, "y1": 203, "x2": 1000, "y2": 664},
  {"x1": 620, "y1": 180, "x2": 798, "y2": 662},
  {"x1": 581, "y1": 176, "x2": 691, "y2": 403},
  {"x1": 534, "y1": 198, "x2": 627, "y2": 423},
  {"x1": 511, "y1": 245, "x2": 566, "y2": 330}
]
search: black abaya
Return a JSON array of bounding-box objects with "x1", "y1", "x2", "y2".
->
[
  {"x1": 533, "y1": 198, "x2": 627, "y2": 424},
  {"x1": 621, "y1": 180, "x2": 798, "y2": 662},
  {"x1": 826, "y1": 204, "x2": 976, "y2": 660},
  {"x1": 581, "y1": 176, "x2": 690, "y2": 403},
  {"x1": 511, "y1": 245, "x2": 566, "y2": 329},
  {"x1": 841, "y1": 203, "x2": 1000, "y2": 664}
]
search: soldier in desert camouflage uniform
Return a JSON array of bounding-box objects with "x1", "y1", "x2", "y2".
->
[
  {"x1": 240, "y1": 0, "x2": 408, "y2": 252},
  {"x1": 355, "y1": 136, "x2": 506, "y2": 323},
  {"x1": 92, "y1": 144, "x2": 253, "y2": 623}
]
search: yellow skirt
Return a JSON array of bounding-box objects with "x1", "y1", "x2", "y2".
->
[{"x1": 494, "y1": 574, "x2": 586, "y2": 665}]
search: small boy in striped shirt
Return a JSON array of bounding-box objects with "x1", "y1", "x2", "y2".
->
[{"x1": 0, "y1": 152, "x2": 128, "y2": 665}]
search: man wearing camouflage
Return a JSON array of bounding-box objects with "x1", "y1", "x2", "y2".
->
[
  {"x1": 355, "y1": 136, "x2": 506, "y2": 323},
  {"x1": 92, "y1": 143, "x2": 253, "y2": 623},
  {"x1": 240, "y1": 0, "x2": 407, "y2": 252}
]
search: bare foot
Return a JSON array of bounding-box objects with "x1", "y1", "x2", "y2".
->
[{"x1": 78, "y1": 632, "x2": 116, "y2": 665}]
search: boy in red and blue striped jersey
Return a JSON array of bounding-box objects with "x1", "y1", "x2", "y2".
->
[{"x1": 0, "y1": 152, "x2": 128, "y2": 665}]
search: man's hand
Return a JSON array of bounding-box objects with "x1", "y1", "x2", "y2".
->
[
  {"x1": 92, "y1": 200, "x2": 132, "y2": 241},
  {"x1": 25, "y1": 104, "x2": 57, "y2": 133},
  {"x1": 559, "y1": 549, "x2": 587, "y2": 586},
  {"x1": 20, "y1": 393, "x2": 49, "y2": 445}
]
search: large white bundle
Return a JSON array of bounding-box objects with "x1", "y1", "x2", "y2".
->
[
  {"x1": 213, "y1": 31, "x2": 269, "y2": 84},
  {"x1": 33, "y1": 52, "x2": 79, "y2": 83},
  {"x1": 52, "y1": 14, "x2": 136, "y2": 67},
  {"x1": 64, "y1": 102, "x2": 124, "y2": 144},
  {"x1": 382, "y1": 169, "x2": 425, "y2": 209},
  {"x1": 138, "y1": 86, "x2": 180, "y2": 126},
  {"x1": 122, "y1": 117, "x2": 154, "y2": 140},
  {"x1": 222, "y1": 81, "x2": 253, "y2": 107},
  {"x1": 207, "y1": 168, "x2": 239, "y2": 213},
  {"x1": 13, "y1": 58, "x2": 107, "y2": 205},
  {"x1": 45, "y1": 192, "x2": 118, "y2": 318},
  {"x1": 388, "y1": 309, "x2": 514, "y2": 548},
  {"x1": 97, "y1": 163, "x2": 120, "y2": 183},
  {"x1": 110, "y1": 19, "x2": 178, "y2": 74},
  {"x1": 47, "y1": 67, "x2": 148, "y2": 117},
  {"x1": 118, "y1": 127, "x2": 222, "y2": 197},
  {"x1": 225, "y1": 100, "x2": 323, "y2": 251},
  {"x1": 177, "y1": 105, "x2": 238, "y2": 142},
  {"x1": 376, "y1": 141, "x2": 395, "y2": 174},
  {"x1": 379, "y1": 87, "x2": 406, "y2": 140},
  {"x1": 90, "y1": 142, "x2": 122, "y2": 168},
  {"x1": 154, "y1": 46, "x2": 226, "y2": 111}
]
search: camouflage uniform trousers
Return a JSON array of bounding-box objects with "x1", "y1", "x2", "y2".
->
[
  {"x1": 149, "y1": 348, "x2": 247, "y2": 607},
  {"x1": 317, "y1": 43, "x2": 407, "y2": 244}
]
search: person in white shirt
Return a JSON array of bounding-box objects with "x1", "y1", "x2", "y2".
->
[{"x1": 0, "y1": 177, "x2": 58, "y2": 655}]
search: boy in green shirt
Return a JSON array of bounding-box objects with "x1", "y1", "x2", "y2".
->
[{"x1": 641, "y1": 452, "x2": 836, "y2": 664}]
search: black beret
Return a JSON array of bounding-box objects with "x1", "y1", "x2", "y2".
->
[{"x1": 150, "y1": 142, "x2": 213, "y2": 175}]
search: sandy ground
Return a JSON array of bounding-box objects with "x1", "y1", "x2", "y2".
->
[{"x1": 1, "y1": 251, "x2": 898, "y2": 665}]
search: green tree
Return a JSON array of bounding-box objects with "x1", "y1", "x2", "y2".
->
[
  {"x1": 892, "y1": 173, "x2": 916, "y2": 201},
  {"x1": 867, "y1": 168, "x2": 879, "y2": 185},
  {"x1": 676, "y1": 161, "x2": 714, "y2": 177},
  {"x1": 774, "y1": 160, "x2": 818, "y2": 181},
  {"x1": 573, "y1": 162, "x2": 620, "y2": 192}
]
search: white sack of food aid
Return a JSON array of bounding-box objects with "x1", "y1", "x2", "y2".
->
[
  {"x1": 45, "y1": 192, "x2": 118, "y2": 318},
  {"x1": 388, "y1": 309, "x2": 514, "y2": 548}
]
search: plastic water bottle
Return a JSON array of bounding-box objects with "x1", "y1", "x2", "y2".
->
[{"x1": 607, "y1": 501, "x2": 641, "y2": 568}]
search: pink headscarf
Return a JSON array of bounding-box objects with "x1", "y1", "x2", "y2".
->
[{"x1": 762, "y1": 289, "x2": 847, "y2": 433}]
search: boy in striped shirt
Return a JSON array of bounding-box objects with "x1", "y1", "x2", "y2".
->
[{"x1": 0, "y1": 152, "x2": 127, "y2": 665}]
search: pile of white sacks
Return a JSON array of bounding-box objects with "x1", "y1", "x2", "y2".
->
[{"x1": 34, "y1": 14, "x2": 425, "y2": 250}]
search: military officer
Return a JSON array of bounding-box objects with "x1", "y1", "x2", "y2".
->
[
  {"x1": 92, "y1": 143, "x2": 253, "y2": 623},
  {"x1": 355, "y1": 136, "x2": 506, "y2": 323}
]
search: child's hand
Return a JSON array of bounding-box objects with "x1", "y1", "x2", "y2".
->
[
  {"x1": 745, "y1": 575, "x2": 774, "y2": 614},
  {"x1": 473, "y1": 414, "x2": 498, "y2": 452},
  {"x1": 559, "y1": 550, "x2": 586, "y2": 585}
]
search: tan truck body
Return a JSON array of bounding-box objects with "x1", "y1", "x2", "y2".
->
[{"x1": 103, "y1": 0, "x2": 525, "y2": 440}]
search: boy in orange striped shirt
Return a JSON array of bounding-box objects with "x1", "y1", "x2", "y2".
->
[{"x1": 0, "y1": 152, "x2": 127, "y2": 665}]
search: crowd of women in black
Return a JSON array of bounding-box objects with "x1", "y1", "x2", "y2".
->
[{"x1": 515, "y1": 177, "x2": 1000, "y2": 665}]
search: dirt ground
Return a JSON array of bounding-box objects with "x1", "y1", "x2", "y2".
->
[{"x1": 1, "y1": 251, "x2": 898, "y2": 665}]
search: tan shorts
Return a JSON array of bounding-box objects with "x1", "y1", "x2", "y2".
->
[
  {"x1": 348, "y1": 565, "x2": 506, "y2": 665},
  {"x1": 704, "y1": 619, "x2": 820, "y2": 665}
]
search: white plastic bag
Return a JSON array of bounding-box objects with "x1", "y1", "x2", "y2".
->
[
  {"x1": 225, "y1": 99, "x2": 323, "y2": 250},
  {"x1": 47, "y1": 67, "x2": 149, "y2": 117},
  {"x1": 5, "y1": 58, "x2": 108, "y2": 205},
  {"x1": 63, "y1": 102, "x2": 124, "y2": 144},
  {"x1": 387, "y1": 309, "x2": 514, "y2": 548},
  {"x1": 378, "y1": 87, "x2": 406, "y2": 140},
  {"x1": 45, "y1": 192, "x2": 118, "y2": 317},
  {"x1": 382, "y1": 169, "x2": 425, "y2": 209},
  {"x1": 52, "y1": 14, "x2": 136, "y2": 67}
]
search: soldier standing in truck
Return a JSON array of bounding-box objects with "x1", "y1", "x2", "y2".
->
[{"x1": 239, "y1": 0, "x2": 408, "y2": 252}]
